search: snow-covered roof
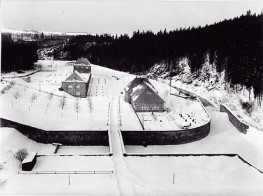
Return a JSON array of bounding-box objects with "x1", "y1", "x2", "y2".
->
[
  {"x1": 125, "y1": 76, "x2": 150, "y2": 92},
  {"x1": 63, "y1": 70, "x2": 90, "y2": 83},
  {"x1": 131, "y1": 81, "x2": 165, "y2": 103},
  {"x1": 75, "y1": 57, "x2": 90, "y2": 66},
  {"x1": 131, "y1": 83, "x2": 147, "y2": 102},
  {"x1": 75, "y1": 71, "x2": 90, "y2": 83},
  {"x1": 22, "y1": 151, "x2": 37, "y2": 164}
]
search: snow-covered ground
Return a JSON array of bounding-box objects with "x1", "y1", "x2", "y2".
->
[
  {"x1": 0, "y1": 128, "x2": 110, "y2": 156},
  {"x1": 0, "y1": 61, "x2": 112, "y2": 130},
  {"x1": 1, "y1": 151, "x2": 262, "y2": 195},
  {"x1": 137, "y1": 112, "x2": 180, "y2": 130},
  {"x1": 0, "y1": 128, "x2": 54, "y2": 155},
  {"x1": 125, "y1": 106, "x2": 263, "y2": 171},
  {"x1": 1, "y1": 60, "x2": 263, "y2": 195},
  {"x1": 136, "y1": 99, "x2": 209, "y2": 131},
  {"x1": 124, "y1": 156, "x2": 263, "y2": 195},
  {"x1": 119, "y1": 74, "x2": 210, "y2": 131},
  {"x1": 119, "y1": 96, "x2": 143, "y2": 130},
  {"x1": 149, "y1": 59, "x2": 263, "y2": 131},
  {"x1": 0, "y1": 155, "x2": 119, "y2": 195},
  {"x1": 56, "y1": 146, "x2": 109, "y2": 155}
]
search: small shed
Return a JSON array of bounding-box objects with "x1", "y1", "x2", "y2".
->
[{"x1": 22, "y1": 151, "x2": 37, "y2": 171}]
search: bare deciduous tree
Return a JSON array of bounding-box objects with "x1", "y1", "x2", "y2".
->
[
  {"x1": 75, "y1": 98, "x2": 80, "y2": 113},
  {"x1": 74, "y1": 98, "x2": 80, "y2": 120},
  {"x1": 13, "y1": 91, "x2": 21, "y2": 100},
  {"x1": 59, "y1": 95, "x2": 66, "y2": 110},
  {"x1": 48, "y1": 92, "x2": 53, "y2": 100},
  {"x1": 14, "y1": 148, "x2": 28, "y2": 162},
  {"x1": 30, "y1": 93, "x2": 37, "y2": 104},
  {"x1": 45, "y1": 102, "x2": 50, "y2": 114},
  {"x1": 87, "y1": 96, "x2": 93, "y2": 113}
]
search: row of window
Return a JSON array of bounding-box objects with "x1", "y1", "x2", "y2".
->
[
  {"x1": 139, "y1": 105, "x2": 160, "y2": 111},
  {"x1": 68, "y1": 85, "x2": 80, "y2": 89},
  {"x1": 75, "y1": 66, "x2": 90, "y2": 69}
]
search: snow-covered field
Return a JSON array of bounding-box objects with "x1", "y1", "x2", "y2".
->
[
  {"x1": 0, "y1": 128, "x2": 110, "y2": 156},
  {"x1": 0, "y1": 154, "x2": 119, "y2": 195},
  {"x1": 1, "y1": 152, "x2": 262, "y2": 195},
  {"x1": 124, "y1": 156, "x2": 263, "y2": 195},
  {"x1": 125, "y1": 107, "x2": 263, "y2": 171},
  {"x1": 119, "y1": 96, "x2": 143, "y2": 130},
  {"x1": 0, "y1": 128, "x2": 54, "y2": 155},
  {"x1": 1, "y1": 60, "x2": 263, "y2": 195},
  {"x1": 119, "y1": 75, "x2": 210, "y2": 131},
  {"x1": 0, "y1": 61, "x2": 112, "y2": 130}
]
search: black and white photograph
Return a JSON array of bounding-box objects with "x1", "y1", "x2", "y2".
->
[{"x1": 0, "y1": 0, "x2": 262, "y2": 195}]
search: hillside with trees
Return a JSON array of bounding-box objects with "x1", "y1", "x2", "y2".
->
[
  {"x1": 1, "y1": 34, "x2": 38, "y2": 72},
  {"x1": 62, "y1": 11, "x2": 262, "y2": 101}
]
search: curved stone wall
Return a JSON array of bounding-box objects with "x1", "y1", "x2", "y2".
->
[
  {"x1": 220, "y1": 104, "x2": 249, "y2": 134},
  {"x1": 121, "y1": 120, "x2": 210, "y2": 145},
  {"x1": 0, "y1": 118, "x2": 109, "y2": 146}
]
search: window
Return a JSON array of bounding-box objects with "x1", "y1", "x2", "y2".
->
[
  {"x1": 68, "y1": 85, "x2": 73, "y2": 89},
  {"x1": 141, "y1": 105, "x2": 148, "y2": 111},
  {"x1": 152, "y1": 106, "x2": 159, "y2": 111},
  {"x1": 86, "y1": 67, "x2": 89, "y2": 69},
  {"x1": 76, "y1": 92, "x2": 80, "y2": 96},
  {"x1": 147, "y1": 91, "x2": 151, "y2": 94},
  {"x1": 76, "y1": 85, "x2": 80, "y2": 88}
]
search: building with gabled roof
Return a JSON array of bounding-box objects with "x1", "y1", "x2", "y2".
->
[
  {"x1": 74, "y1": 57, "x2": 91, "y2": 73},
  {"x1": 125, "y1": 76, "x2": 165, "y2": 112},
  {"x1": 130, "y1": 81, "x2": 165, "y2": 112},
  {"x1": 125, "y1": 76, "x2": 151, "y2": 103},
  {"x1": 61, "y1": 70, "x2": 91, "y2": 98}
]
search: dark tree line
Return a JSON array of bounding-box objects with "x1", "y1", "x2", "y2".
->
[
  {"x1": 64, "y1": 11, "x2": 262, "y2": 99},
  {"x1": 1, "y1": 34, "x2": 38, "y2": 72}
]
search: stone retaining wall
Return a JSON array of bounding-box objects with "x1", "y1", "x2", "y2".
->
[
  {"x1": 121, "y1": 120, "x2": 210, "y2": 145},
  {"x1": 0, "y1": 118, "x2": 109, "y2": 146},
  {"x1": 220, "y1": 105, "x2": 249, "y2": 134}
]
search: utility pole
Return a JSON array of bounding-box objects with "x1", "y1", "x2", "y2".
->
[{"x1": 68, "y1": 174, "x2": 71, "y2": 185}]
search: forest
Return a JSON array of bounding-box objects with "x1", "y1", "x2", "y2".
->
[
  {"x1": 63, "y1": 11, "x2": 262, "y2": 100},
  {"x1": 1, "y1": 11, "x2": 262, "y2": 100},
  {"x1": 1, "y1": 34, "x2": 38, "y2": 73}
]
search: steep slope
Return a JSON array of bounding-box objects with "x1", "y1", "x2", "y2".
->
[{"x1": 147, "y1": 58, "x2": 263, "y2": 131}]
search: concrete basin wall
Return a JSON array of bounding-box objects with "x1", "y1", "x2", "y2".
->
[
  {"x1": 0, "y1": 118, "x2": 109, "y2": 146},
  {"x1": 121, "y1": 120, "x2": 210, "y2": 146},
  {"x1": 220, "y1": 104, "x2": 249, "y2": 134}
]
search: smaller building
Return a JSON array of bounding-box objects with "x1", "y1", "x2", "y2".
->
[
  {"x1": 74, "y1": 57, "x2": 91, "y2": 73},
  {"x1": 62, "y1": 70, "x2": 91, "y2": 98},
  {"x1": 130, "y1": 81, "x2": 165, "y2": 112},
  {"x1": 22, "y1": 151, "x2": 37, "y2": 171}
]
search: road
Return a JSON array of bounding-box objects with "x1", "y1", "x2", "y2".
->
[{"x1": 109, "y1": 77, "x2": 135, "y2": 195}]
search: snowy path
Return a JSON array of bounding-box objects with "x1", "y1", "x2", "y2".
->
[{"x1": 109, "y1": 77, "x2": 135, "y2": 195}]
